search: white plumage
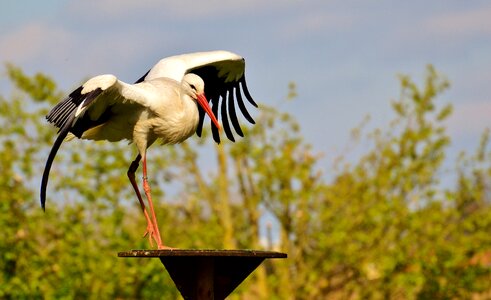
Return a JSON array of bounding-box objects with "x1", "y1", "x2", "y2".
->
[
  {"x1": 146, "y1": 50, "x2": 245, "y2": 82},
  {"x1": 41, "y1": 50, "x2": 257, "y2": 249}
]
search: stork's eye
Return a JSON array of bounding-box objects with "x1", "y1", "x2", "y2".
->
[{"x1": 190, "y1": 84, "x2": 196, "y2": 91}]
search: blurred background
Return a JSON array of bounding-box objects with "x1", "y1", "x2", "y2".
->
[{"x1": 1, "y1": 1, "x2": 490, "y2": 299}]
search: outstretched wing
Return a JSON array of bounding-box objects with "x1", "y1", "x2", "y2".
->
[
  {"x1": 190, "y1": 61, "x2": 257, "y2": 144},
  {"x1": 41, "y1": 74, "x2": 157, "y2": 209},
  {"x1": 139, "y1": 50, "x2": 258, "y2": 143}
]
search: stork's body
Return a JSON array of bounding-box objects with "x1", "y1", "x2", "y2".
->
[
  {"x1": 77, "y1": 75, "x2": 205, "y2": 146},
  {"x1": 41, "y1": 51, "x2": 257, "y2": 249}
]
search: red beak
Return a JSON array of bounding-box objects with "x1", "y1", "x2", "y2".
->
[{"x1": 197, "y1": 93, "x2": 220, "y2": 130}]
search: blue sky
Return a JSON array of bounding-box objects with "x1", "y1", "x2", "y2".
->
[{"x1": 1, "y1": 0, "x2": 490, "y2": 173}]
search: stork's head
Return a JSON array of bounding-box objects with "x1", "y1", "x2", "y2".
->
[{"x1": 183, "y1": 73, "x2": 220, "y2": 130}]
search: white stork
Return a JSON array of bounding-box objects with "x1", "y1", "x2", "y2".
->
[{"x1": 41, "y1": 50, "x2": 257, "y2": 249}]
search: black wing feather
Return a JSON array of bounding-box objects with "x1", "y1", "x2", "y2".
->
[
  {"x1": 42, "y1": 86, "x2": 107, "y2": 208},
  {"x1": 135, "y1": 69, "x2": 150, "y2": 84},
  {"x1": 228, "y1": 87, "x2": 244, "y2": 137},
  {"x1": 189, "y1": 62, "x2": 257, "y2": 143},
  {"x1": 235, "y1": 83, "x2": 255, "y2": 124},
  {"x1": 46, "y1": 86, "x2": 83, "y2": 130},
  {"x1": 46, "y1": 86, "x2": 106, "y2": 138},
  {"x1": 196, "y1": 108, "x2": 206, "y2": 138},
  {"x1": 40, "y1": 113, "x2": 75, "y2": 210},
  {"x1": 220, "y1": 89, "x2": 235, "y2": 142},
  {"x1": 210, "y1": 95, "x2": 221, "y2": 143},
  {"x1": 240, "y1": 76, "x2": 258, "y2": 107}
]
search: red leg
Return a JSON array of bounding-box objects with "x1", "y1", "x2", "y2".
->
[
  {"x1": 141, "y1": 155, "x2": 167, "y2": 249},
  {"x1": 127, "y1": 154, "x2": 159, "y2": 248}
]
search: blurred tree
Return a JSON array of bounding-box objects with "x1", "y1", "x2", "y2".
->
[
  {"x1": 300, "y1": 66, "x2": 491, "y2": 299},
  {"x1": 0, "y1": 64, "x2": 489, "y2": 299},
  {"x1": 0, "y1": 66, "x2": 180, "y2": 299}
]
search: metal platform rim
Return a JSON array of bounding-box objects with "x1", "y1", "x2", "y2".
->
[{"x1": 118, "y1": 249, "x2": 287, "y2": 258}]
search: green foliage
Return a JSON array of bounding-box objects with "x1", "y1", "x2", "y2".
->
[{"x1": 0, "y1": 64, "x2": 490, "y2": 299}]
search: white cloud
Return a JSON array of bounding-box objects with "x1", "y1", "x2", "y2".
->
[
  {"x1": 0, "y1": 22, "x2": 74, "y2": 64},
  {"x1": 0, "y1": 20, "x2": 167, "y2": 91},
  {"x1": 424, "y1": 5, "x2": 491, "y2": 37}
]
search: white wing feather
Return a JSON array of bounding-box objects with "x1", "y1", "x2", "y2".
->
[
  {"x1": 145, "y1": 50, "x2": 244, "y2": 82},
  {"x1": 74, "y1": 74, "x2": 171, "y2": 120}
]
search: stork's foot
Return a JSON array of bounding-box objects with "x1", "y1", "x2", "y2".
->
[
  {"x1": 142, "y1": 223, "x2": 157, "y2": 248},
  {"x1": 157, "y1": 244, "x2": 175, "y2": 250},
  {"x1": 142, "y1": 222, "x2": 169, "y2": 249}
]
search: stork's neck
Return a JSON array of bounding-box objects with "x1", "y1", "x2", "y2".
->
[
  {"x1": 150, "y1": 90, "x2": 200, "y2": 144},
  {"x1": 180, "y1": 93, "x2": 200, "y2": 127}
]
